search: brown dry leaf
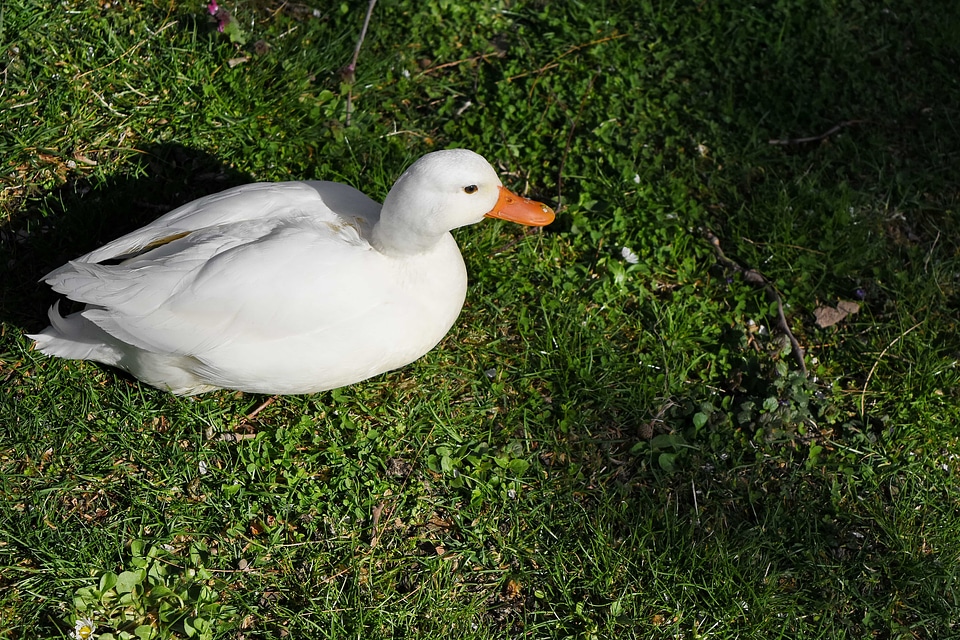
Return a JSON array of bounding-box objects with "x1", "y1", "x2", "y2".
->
[
  {"x1": 427, "y1": 516, "x2": 454, "y2": 530},
  {"x1": 837, "y1": 300, "x2": 860, "y2": 315},
  {"x1": 814, "y1": 306, "x2": 845, "y2": 328},
  {"x1": 814, "y1": 300, "x2": 860, "y2": 328}
]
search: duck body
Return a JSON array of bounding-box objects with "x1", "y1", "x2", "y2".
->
[{"x1": 29, "y1": 150, "x2": 554, "y2": 395}]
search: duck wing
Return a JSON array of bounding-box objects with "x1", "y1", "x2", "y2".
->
[
  {"x1": 66, "y1": 181, "x2": 381, "y2": 265},
  {"x1": 44, "y1": 209, "x2": 388, "y2": 359}
]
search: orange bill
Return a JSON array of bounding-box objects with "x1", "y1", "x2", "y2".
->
[{"x1": 484, "y1": 186, "x2": 555, "y2": 227}]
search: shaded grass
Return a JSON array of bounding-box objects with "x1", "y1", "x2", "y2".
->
[{"x1": 2, "y1": 0, "x2": 960, "y2": 638}]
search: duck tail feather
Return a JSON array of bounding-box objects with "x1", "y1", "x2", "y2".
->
[{"x1": 27, "y1": 301, "x2": 123, "y2": 365}]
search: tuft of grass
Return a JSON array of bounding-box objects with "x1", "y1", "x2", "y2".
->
[{"x1": 2, "y1": 0, "x2": 960, "y2": 638}]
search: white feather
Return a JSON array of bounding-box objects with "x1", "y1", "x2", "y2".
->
[{"x1": 28, "y1": 149, "x2": 553, "y2": 395}]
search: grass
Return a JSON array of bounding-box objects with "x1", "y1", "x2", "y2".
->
[{"x1": 2, "y1": 0, "x2": 960, "y2": 637}]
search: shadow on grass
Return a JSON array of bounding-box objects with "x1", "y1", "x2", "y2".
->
[
  {"x1": 696, "y1": 1, "x2": 960, "y2": 297},
  {"x1": 0, "y1": 144, "x2": 252, "y2": 333},
  {"x1": 521, "y1": 364, "x2": 959, "y2": 635}
]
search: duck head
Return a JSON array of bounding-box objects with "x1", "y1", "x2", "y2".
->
[{"x1": 373, "y1": 149, "x2": 554, "y2": 254}]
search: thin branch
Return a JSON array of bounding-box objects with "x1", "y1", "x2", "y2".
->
[
  {"x1": 416, "y1": 52, "x2": 504, "y2": 77},
  {"x1": 342, "y1": 0, "x2": 378, "y2": 126},
  {"x1": 205, "y1": 395, "x2": 277, "y2": 441},
  {"x1": 506, "y1": 62, "x2": 559, "y2": 84},
  {"x1": 860, "y1": 322, "x2": 923, "y2": 416},
  {"x1": 704, "y1": 229, "x2": 807, "y2": 375},
  {"x1": 239, "y1": 395, "x2": 277, "y2": 423},
  {"x1": 554, "y1": 32, "x2": 627, "y2": 62},
  {"x1": 923, "y1": 229, "x2": 941, "y2": 273},
  {"x1": 347, "y1": 0, "x2": 377, "y2": 74},
  {"x1": 506, "y1": 33, "x2": 627, "y2": 82},
  {"x1": 740, "y1": 237, "x2": 826, "y2": 255},
  {"x1": 379, "y1": 129, "x2": 428, "y2": 139},
  {"x1": 768, "y1": 120, "x2": 862, "y2": 145}
]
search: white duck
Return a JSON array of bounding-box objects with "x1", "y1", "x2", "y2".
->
[{"x1": 29, "y1": 149, "x2": 554, "y2": 395}]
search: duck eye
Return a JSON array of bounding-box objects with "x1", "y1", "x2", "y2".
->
[{"x1": 463, "y1": 185, "x2": 478, "y2": 194}]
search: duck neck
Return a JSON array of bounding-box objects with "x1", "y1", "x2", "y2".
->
[{"x1": 371, "y1": 192, "x2": 445, "y2": 256}]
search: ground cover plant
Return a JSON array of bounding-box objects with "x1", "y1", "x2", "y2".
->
[{"x1": 2, "y1": 0, "x2": 959, "y2": 637}]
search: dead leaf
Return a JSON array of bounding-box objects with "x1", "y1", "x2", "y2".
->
[
  {"x1": 837, "y1": 300, "x2": 860, "y2": 315},
  {"x1": 814, "y1": 306, "x2": 845, "y2": 328},
  {"x1": 74, "y1": 153, "x2": 98, "y2": 166},
  {"x1": 814, "y1": 300, "x2": 860, "y2": 328}
]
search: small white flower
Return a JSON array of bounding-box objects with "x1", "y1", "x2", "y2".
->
[
  {"x1": 72, "y1": 618, "x2": 97, "y2": 640},
  {"x1": 402, "y1": 68, "x2": 411, "y2": 78},
  {"x1": 621, "y1": 246, "x2": 639, "y2": 264},
  {"x1": 632, "y1": 174, "x2": 641, "y2": 184}
]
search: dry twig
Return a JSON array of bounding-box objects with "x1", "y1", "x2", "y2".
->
[
  {"x1": 417, "y1": 52, "x2": 505, "y2": 77},
  {"x1": 205, "y1": 395, "x2": 277, "y2": 441},
  {"x1": 704, "y1": 229, "x2": 807, "y2": 375},
  {"x1": 506, "y1": 33, "x2": 627, "y2": 82},
  {"x1": 768, "y1": 120, "x2": 861, "y2": 145},
  {"x1": 342, "y1": 0, "x2": 378, "y2": 126}
]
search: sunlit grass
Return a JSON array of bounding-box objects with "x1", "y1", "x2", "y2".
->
[{"x1": 2, "y1": 0, "x2": 959, "y2": 638}]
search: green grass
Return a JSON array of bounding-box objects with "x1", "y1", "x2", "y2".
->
[{"x1": 2, "y1": 0, "x2": 960, "y2": 638}]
